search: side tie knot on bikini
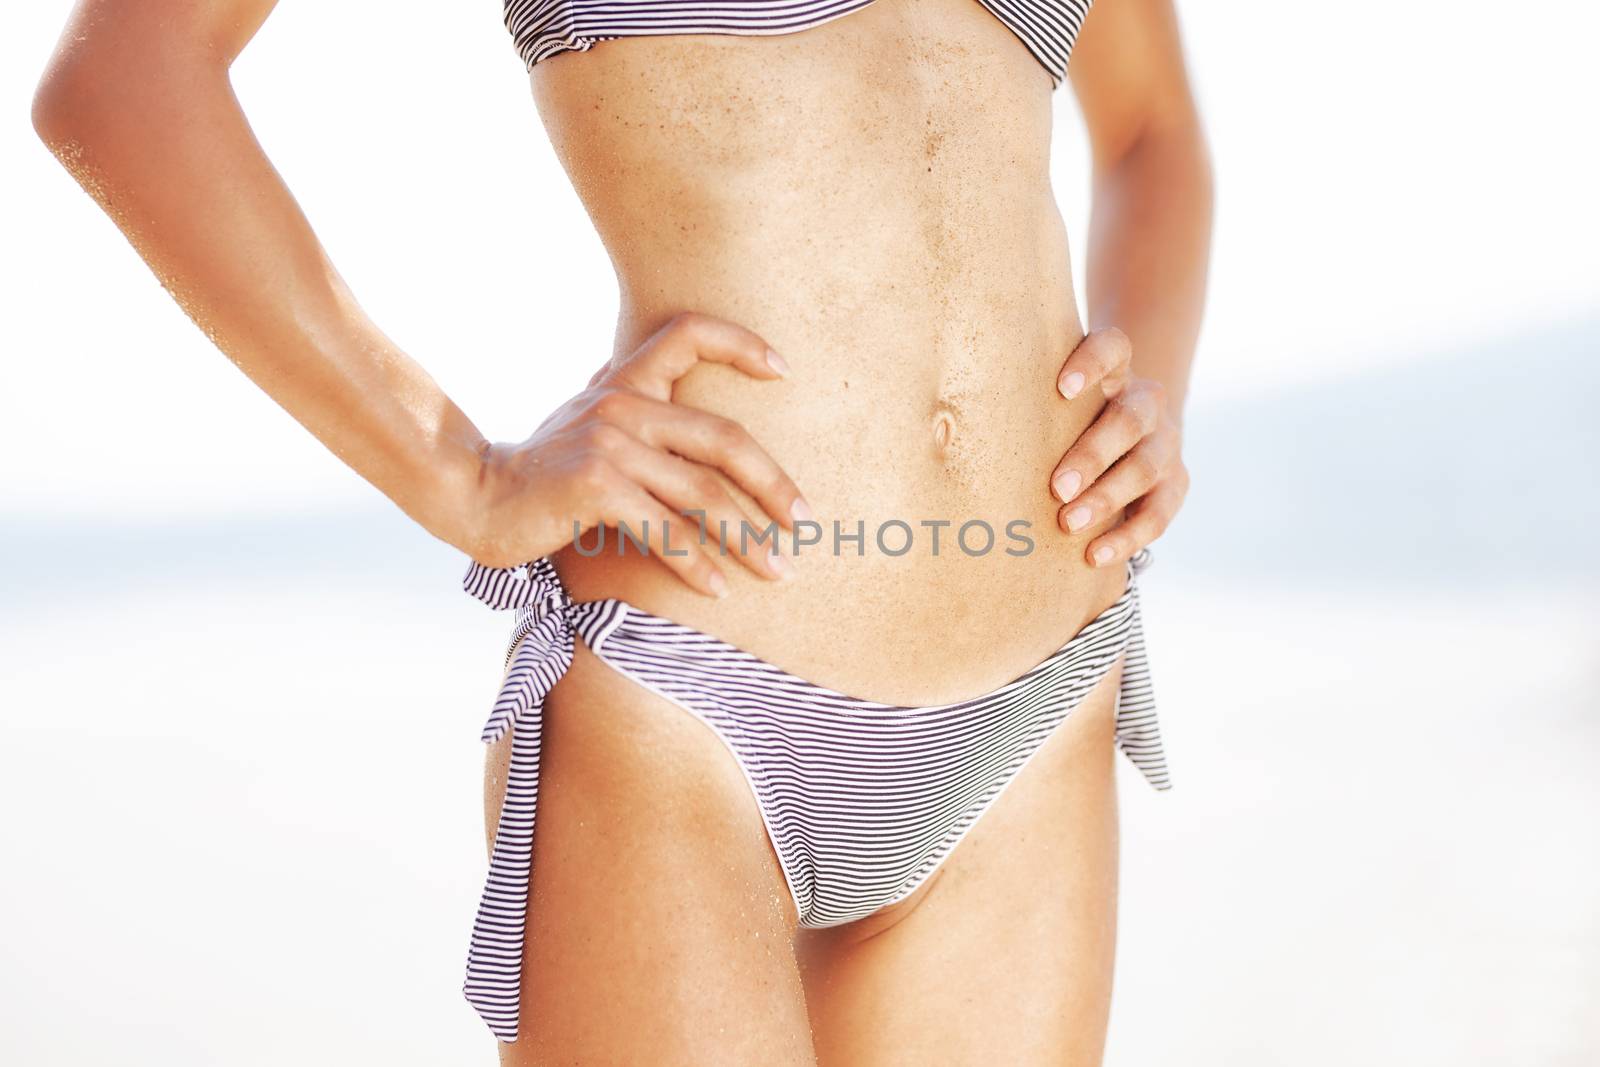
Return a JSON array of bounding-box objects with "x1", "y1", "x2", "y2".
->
[
  {"x1": 464, "y1": 556, "x2": 577, "y2": 743},
  {"x1": 459, "y1": 556, "x2": 631, "y2": 1039}
]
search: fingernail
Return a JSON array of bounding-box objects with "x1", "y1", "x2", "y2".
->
[
  {"x1": 708, "y1": 570, "x2": 730, "y2": 597},
  {"x1": 1065, "y1": 506, "x2": 1092, "y2": 532},
  {"x1": 1093, "y1": 545, "x2": 1116, "y2": 566},
  {"x1": 768, "y1": 548, "x2": 795, "y2": 581},
  {"x1": 766, "y1": 348, "x2": 790, "y2": 377},
  {"x1": 1052, "y1": 470, "x2": 1082, "y2": 502},
  {"x1": 790, "y1": 496, "x2": 814, "y2": 523},
  {"x1": 1059, "y1": 371, "x2": 1085, "y2": 399}
]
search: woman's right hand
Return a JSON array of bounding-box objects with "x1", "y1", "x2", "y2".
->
[{"x1": 466, "y1": 312, "x2": 812, "y2": 598}]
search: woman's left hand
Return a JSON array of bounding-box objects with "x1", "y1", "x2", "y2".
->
[{"x1": 1048, "y1": 327, "x2": 1189, "y2": 568}]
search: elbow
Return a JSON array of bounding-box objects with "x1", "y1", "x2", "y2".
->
[
  {"x1": 32, "y1": 57, "x2": 82, "y2": 150},
  {"x1": 32, "y1": 30, "x2": 215, "y2": 158},
  {"x1": 32, "y1": 46, "x2": 119, "y2": 159}
]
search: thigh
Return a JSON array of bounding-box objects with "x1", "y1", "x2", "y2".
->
[
  {"x1": 483, "y1": 641, "x2": 817, "y2": 1066},
  {"x1": 796, "y1": 660, "x2": 1125, "y2": 1067}
]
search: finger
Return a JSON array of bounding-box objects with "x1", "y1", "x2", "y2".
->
[
  {"x1": 1083, "y1": 476, "x2": 1186, "y2": 568},
  {"x1": 1056, "y1": 326, "x2": 1132, "y2": 401},
  {"x1": 1056, "y1": 424, "x2": 1178, "y2": 534},
  {"x1": 599, "y1": 428, "x2": 796, "y2": 582},
  {"x1": 594, "y1": 475, "x2": 732, "y2": 597},
  {"x1": 1049, "y1": 382, "x2": 1164, "y2": 504},
  {"x1": 612, "y1": 311, "x2": 788, "y2": 399},
  {"x1": 592, "y1": 391, "x2": 811, "y2": 530}
]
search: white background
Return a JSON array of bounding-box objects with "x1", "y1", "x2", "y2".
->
[{"x1": 3, "y1": 1, "x2": 1597, "y2": 1063}]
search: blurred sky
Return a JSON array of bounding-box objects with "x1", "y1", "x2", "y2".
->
[{"x1": 3, "y1": 2, "x2": 1598, "y2": 1065}]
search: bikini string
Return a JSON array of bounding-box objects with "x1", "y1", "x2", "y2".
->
[{"x1": 459, "y1": 556, "x2": 576, "y2": 1042}]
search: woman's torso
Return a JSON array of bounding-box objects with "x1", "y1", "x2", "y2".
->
[{"x1": 533, "y1": 0, "x2": 1126, "y2": 706}]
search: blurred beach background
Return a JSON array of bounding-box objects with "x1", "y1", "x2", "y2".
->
[{"x1": 3, "y1": 1, "x2": 1596, "y2": 1063}]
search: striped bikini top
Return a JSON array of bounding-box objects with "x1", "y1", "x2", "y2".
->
[{"x1": 504, "y1": 0, "x2": 1095, "y2": 90}]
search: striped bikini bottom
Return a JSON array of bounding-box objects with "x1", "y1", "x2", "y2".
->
[{"x1": 458, "y1": 549, "x2": 1172, "y2": 1042}]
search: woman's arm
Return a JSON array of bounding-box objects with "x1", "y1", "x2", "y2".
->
[
  {"x1": 1046, "y1": 0, "x2": 1213, "y2": 566},
  {"x1": 31, "y1": 0, "x2": 488, "y2": 552},
  {"x1": 31, "y1": 0, "x2": 807, "y2": 590},
  {"x1": 1071, "y1": 0, "x2": 1213, "y2": 418}
]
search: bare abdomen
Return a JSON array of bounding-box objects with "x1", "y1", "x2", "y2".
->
[{"x1": 532, "y1": 0, "x2": 1128, "y2": 706}]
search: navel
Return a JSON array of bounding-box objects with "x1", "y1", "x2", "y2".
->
[{"x1": 931, "y1": 406, "x2": 956, "y2": 452}]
